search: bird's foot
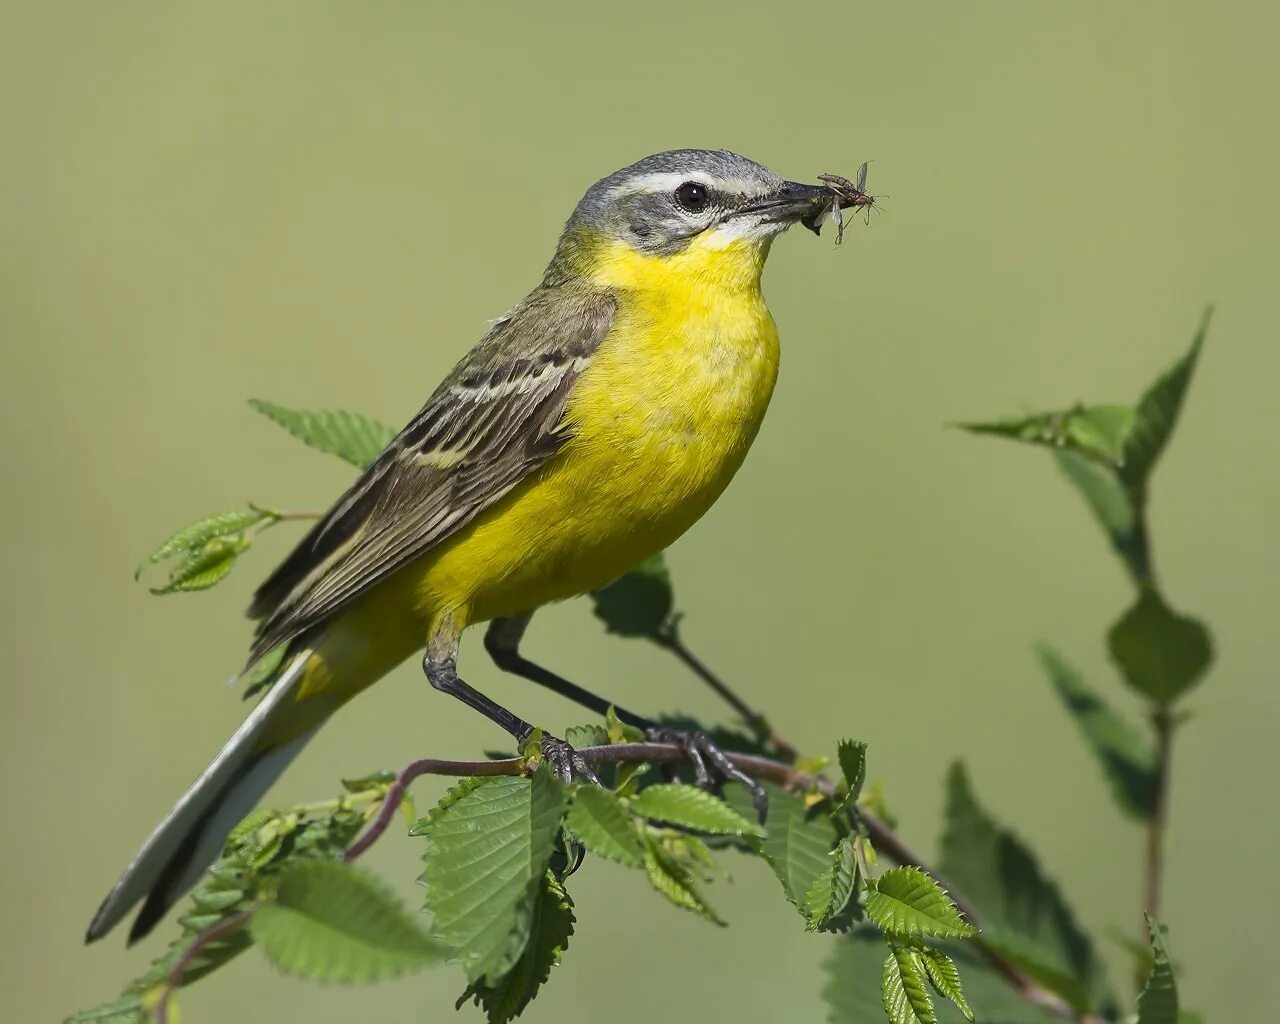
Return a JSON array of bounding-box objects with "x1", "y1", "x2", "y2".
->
[
  {"x1": 645, "y1": 726, "x2": 768, "y2": 823},
  {"x1": 535, "y1": 732, "x2": 601, "y2": 786}
]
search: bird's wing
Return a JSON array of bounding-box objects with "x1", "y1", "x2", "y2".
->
[{"x1": 246, "y1": 286, "x2": 616, "y2": 662}]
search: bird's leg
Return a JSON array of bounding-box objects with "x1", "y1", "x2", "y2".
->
[
  {"x1": 643, "y1": 726, "x2": 768, "y2": 823},
  {"x1": 483, "y1": 615, "x2": 650, "y2": 728},
  {"x1": 650, "y1": 617, "x2": 794, "y2": 759},
  {"x1": 484, "y1": 615, "x2": 767, "y2": 819},
  {"x1": 422, "y1": 636, "x2": 598, "y2": 785}
]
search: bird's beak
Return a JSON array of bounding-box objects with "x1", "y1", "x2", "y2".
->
[{"x1": 731, "y1": 181, "x2": 841, "y2": 234}]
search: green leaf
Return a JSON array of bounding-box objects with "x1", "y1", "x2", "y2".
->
[
  {"x1": 803, "y1": 837, "x2": 858, "y2": 932},
  {"x1": 136, "y1": 507, "x2": 273, "y2": 581},
  {"x1": 726, "y1": 781, "x2": 838, "y2": 912},
  {"x1": 64, "y1": 996, "x2": 145, "y2": 1024},
  {"x1": 1120, "y1": 309, "x2": 1209, "y2": 492},
  {"x1": 631, "y1": 783, "x2": 763, "y2": 836},
  {"x1": 420, "y1": 769, "x2": 567, "y2": 982},
  {"x1": 66, "y1": 798, "x2": 369, "y2": 1024},
  {"x1": 982, "y1": 927, "x2": 1093, "y2": 1013},
  {"x1": 824, "y1": 930, "x2": 1059, "y2": 1024},
  {"x1": 641, "y1": 832, "x2": 724, "y2": 924},
  {"x1": 564, "y1": 785, "x2": 644, "y2": 868},
  {"x1": 249, "y1": 398, "x2": 395, "y2": 469},
  {"x1": 834, "y1": 739, "x2": 868, "y2": 813},
  {"x1": 409, "y1": 776, "x2": 492, "y2": 837},
  {"x1": 563, "y1": 723, "x2": 610, "y2": 749},
  {"x1": 883, "y1": 946, "x2": 936, "y2": 1024},
  {"x1": 1036, "y1": 644, "x2": 1156, "y2": 818},
  {"x1": 940, "y1": 763, "x2": 1111, "y2": 1010},
  {"x1": 960, "y1": 403, "x2": 1135, "y2": 467},
  {"x1": 865, "y1": 867, "x2": 975, "y2": 940},
  {"x1": 149, "y1": 531, "x2": 256, "y2": 593},
  {"x1": 1108, "y1": 587, "x2": 1212, "y2": 703},
  {"x1": 1053, "y1": 450, "x2": 1147, "y2": 581},
  {"x1": 457, "y1": 873, "x2": 574, "y2": 1024},
  {"x1": 919, "y1": 947, "x2": 973, "y2": 1022},
  {"x1": 605, "y1": 704, "x2": 647, "y2": 745},
  {"x1": 588, "y1": 552, "x2": 673, "y2": 637},
  {"x1": 241, "y1": 644, "x2": 288, "y2": 701},
  {"x1": 1138, "y1": 916, "x2": 1179, "y2": 1024},
  {"x1": 251, "y1": 860, "x2": 445, "y2": 982}
]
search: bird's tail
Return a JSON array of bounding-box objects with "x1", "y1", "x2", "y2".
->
[{"x1": 85, "y1": 647, "x2": 321, "y2": 945}]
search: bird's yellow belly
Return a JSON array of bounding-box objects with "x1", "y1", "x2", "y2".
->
[{"x1": 415, "y1": 290, "x2": 780, "y2": 627}]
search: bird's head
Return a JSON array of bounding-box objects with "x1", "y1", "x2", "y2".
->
[{"x1": 550, "y1": 149, "x2": 842, "y2": 291}]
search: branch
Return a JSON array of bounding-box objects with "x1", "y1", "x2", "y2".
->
[
  {"x1": 1143, "y1": 707, "x2": 1174, "y2": 926},
  {"x1": 154, "y1": 909, "x2": 254, "y2": 1024},
  {"x1": 342, "y1": 742, "x2": 1104, "y2": 1023}
]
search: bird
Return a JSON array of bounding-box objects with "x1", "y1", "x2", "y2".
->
[{"x1": 86, "y1": 148, "x2": 861, "y2": 946}]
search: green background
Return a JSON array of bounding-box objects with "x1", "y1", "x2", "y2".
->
[{"x1": 4, "y1": 1, "x2": 1275, "y2": 1020}]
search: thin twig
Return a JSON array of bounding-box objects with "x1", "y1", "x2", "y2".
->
[
  {"x1": 341, "y1": 742, "x2": 1103, "y2": 1022},
  {"x1": 1141, "y1": 707, "x2": 1174, "y2": 974},
  {"x1": 343, "y1": 756, "x2": 519, "y2": 861},
  {"x1": 155, "y1": 908, "x2": 254, "y2": 1024}
]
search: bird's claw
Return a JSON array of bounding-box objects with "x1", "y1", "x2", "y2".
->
[
  {"x1": 538, "y1": 733, "x2": 601, "y2": 786},
  {"x1": 646, "y1": 727, "x2": 769, "y2": 824}
]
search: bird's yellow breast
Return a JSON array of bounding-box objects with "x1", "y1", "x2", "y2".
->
[{"x1": 413, "y1": 235, "x2": 780, "y2": 628}]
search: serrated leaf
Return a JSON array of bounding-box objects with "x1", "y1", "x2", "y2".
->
[
  {"x1": 641, "y1": 833, "x2": 724, "y2": 924},
  {"x1": 982, "y1": 927, "x2": 1092, "y2": 1013},
  {"x1": 421, "y1": 769, "x2": 567, "y2": 981},
  {"x1": 1138, "y1": 916, "x2": 1179, "y2": 1024},
  {"x1": 803, "y1": 838, "x2": 858, "y2": 932},
  {"x1": 588, "y1": 552, "x2": 673, "y2": 637},
  {"x1": 1120, "y1": 309, "x2": 1209, "y2": 492},
  {"x1": 563, "y1": 723, "x2": 610, "y2": 749},
  {"x1": 135, "y1": 508, "x2": 272, "y2": 580},
  {"x1": 1108, "y1": 587, "x2": 1212, "y2": 703},
  {"x1": 251, "y1": 860, "x2": 444, "y2": 982},
  {"x1": 409, "y1": 776, "x2": 492, "y2": 837},
  {"x1": 919, "y1": 947, "x2": 973, "y2": 1021},
  {"x1": 564, "y1": 786, "x2": 644, "y2": 867},
  {"x1": 631, "y1": 783, "x2": 763, "y2": 837},
  {"x1": 940, "y1": 763, "x2": 1110, "y2": 1010},
  {"x1": 883, "y1": 947, "x2": 937, "y2": 1024},
  {"x1": 865, "y1": 867, "x2": 975, "y2": 940},
  {"x1": 726, "y1": 781, "x2": 838, "y2": 912},
  {"x1": 1037, "y1": 644, "x2": 1157, "y2": 818},
  {"x1": 149, "y1": 535, "x2": 249, "y2": 594},
  {"x1": 834, "y1": 739, "x2": 867, "y2": 813},
  {"x1": 960, "y1": 403, "x2": 1135, "y2": 467},
  {"x1": 458, "y1": 873, "x2": 574, "y2": 1024},
  {"x1": 249, "y1": 398, "x2": 395, "y2": 469},
  {"x1": 824, "y1": 930, "x2": 1059, "y2": 1024}
]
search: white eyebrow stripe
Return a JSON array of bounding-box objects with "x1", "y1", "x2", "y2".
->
[
  {"x1": 608, "y1": 171, "x2": 772, "y2": 202},
  {"x1": 608, "y1": 171, "x2": 715, "y2": 197}
]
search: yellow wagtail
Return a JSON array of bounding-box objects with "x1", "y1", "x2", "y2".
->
[{"x1": 86, "y1": 149, "x2": 866, "y2": 944}]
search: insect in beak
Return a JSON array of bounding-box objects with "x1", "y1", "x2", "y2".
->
[{"x1": 814, "y1": 162, "x2": 876, "y2": 244}]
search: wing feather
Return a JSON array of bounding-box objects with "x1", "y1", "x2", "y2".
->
[{"x1": 247, "y1": 286, "x2": 615, "y2": 662}]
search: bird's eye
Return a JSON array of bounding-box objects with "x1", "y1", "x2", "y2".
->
[{"x1": 674, "y1": 181, "x2": 711, "y2": 214}]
